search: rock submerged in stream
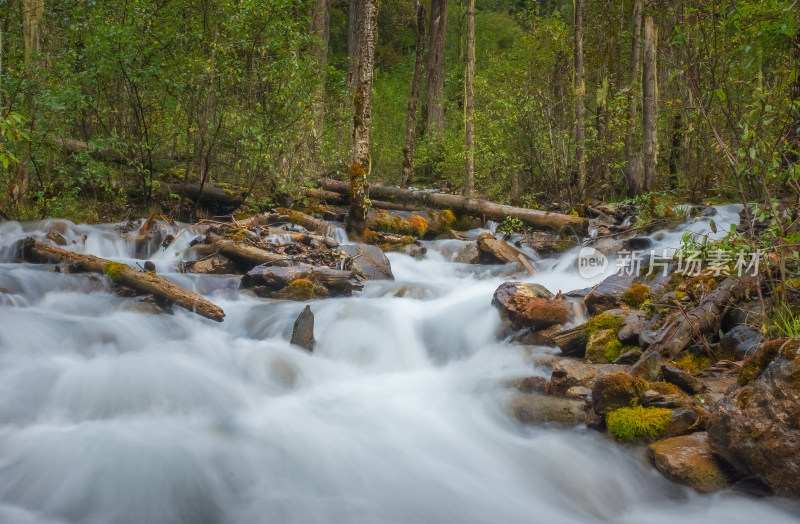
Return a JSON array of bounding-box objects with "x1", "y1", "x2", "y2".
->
[
  {"x1": 290, "y1": 305, "x2": 315, "y2": 351},
  {"x1": 648, "y1": 432, "x2": 728, "y2": 494},
  {"x1": 511, "y1": 395, "x2": 588, "y2": 426},
  {"x1": 339, "y1": 244, "x2": 394, "y2": 280}
]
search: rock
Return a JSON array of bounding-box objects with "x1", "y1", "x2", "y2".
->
[
  {"x1": 667, "y1": 408, "x2": 701, "y2": 437},
  {"x1": 143, "y1": 261, "x2": 156, "y2": 272},
  {"x1": 708, "y1": 340, "x2": 800, "y2": 498},
  {"x1": 614, "y1": 348, "x2": 643, "y2": 365},
  {"x1": 402, "y1": 243, "x2": 427, "y2": 259},
  {"x1": 290, "y1": 305, "x2": 315, "y2": 351},
  {"x1": 617, "y1": 311, "x2": 648, "y2": 345},
  {"x1": 565, "y1": 287, "x2": 593, "y2": 298},
  {"x1": 720, "y1": 325, "x2": 763, "y2": 360},
  {"x1": 591, "y1": 237, "x2": 625, "y2": 256},
  {"x1": 630, "y1": 350, "x2": 662, "y2": 381},
  {"x1": 184, "y1": 254, "x2": 236, "y2": 275},
  {"x1": 339, "y1": 243, "x2": 394, "y2": 280},
  {"x1": 492, "y1": 282, "x2": 576, "y2": 331},
  {"x1": 527, "y1": 231, "x2": 564, "y2": 255},
  {"x1": 584, "y1": 272, "x2": 637, "y2": 315},
  {"x1": 648, "y1": 432, "x2": 728, "y2": 493},
  {"x1": 45, "y1": 231, "x2": 67, "y2": 246},
  {"x1": 661, "y1": 365, "x2": 704, "y2": 394},
  {"x1": 722, "y1": 300, "x2": 771, "y2": 332},
  {"x1": 476, "y1": 232, "x2": 537, "y2": 273},
  {"x1": 591, "y1": 372, "x2": 648, "y2": 415},
  {"x1": 565, "y1": 386, "x2": 592, "y2": 400},
  {"x1": 511, "y1": 395, "x2": 588, "y2": 426},
  {"x1": 514, "y1": 375, "x2": 549, "y2": 394},
  {"x1": 549, "y1": 359, "x2": 627, "y2": 397},
  {"x1": 624, "y1": 237, "x2": 653, "y2": 251}
]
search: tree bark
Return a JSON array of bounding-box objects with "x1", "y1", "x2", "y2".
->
[
  {"x1": 624, "y1": 0, "x2": 644, "y2": 197},
  {"x1": 203, "y1": 236, "x2": 289, "y2": 268},
  {"x1": 402, "y1": 0, "x2": 426, "y2": 188},
  {"x1": 463, "y1": 0, "x2": 476, "y2": 197},
  {"x1": 23, "y1": 0, "x2": 43, "y2": 62},
  {"x1": 642, "y1": 16, "x2": 658, "y2": 191},
  {"x1": 319, "y1": 179, "x2": 589, "y2": 234},
  {"x1": 21, "y1": 238, "x2": 226, "y2": 322},
  {"x1": 425, "y1": 0, "x2": 449, "y2": 136},
  {"x1": 349, "y1": 0, "x2": 380, "y2": 231},
  {"x1": 573, "y1": 0, "x2": 586, "y2": 196},
  {"x1": 310, "y1": 0, "x2": 330, "y2": 161}
]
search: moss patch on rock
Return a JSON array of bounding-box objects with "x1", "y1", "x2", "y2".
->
[
  {"x1": 672, "y1": 353, "x2": 712, "y2": 373},
  {"x1": 583, "y1": 313, "x2": 628, "y2": 363},
  {"x1": 607, "y1": 406, "x2": 673, "y2": 443},
  {"x1": 277, "y1": 278, "x2": 328, "y2": 300},
  {"x1": 622, "y1": 283, "x2": 650, "y2": 308},
  {"x1": 737, "y1": 338, "x2": 796, "y2": 385}
]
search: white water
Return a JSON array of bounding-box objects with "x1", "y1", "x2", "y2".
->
[{"x1": 0, "y1": 209, "x2": 798, "y2": 524}]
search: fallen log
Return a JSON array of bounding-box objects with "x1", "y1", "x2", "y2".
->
[
  {"x1": 318, "y1": 179, "x2": 588, "y2": 234},
  {"x1": 302, "y1": 187, "x2": 422, "y2": 212},
  {"x1": 203, "y1": 234, "x2": 288, "y2": 267},
  {"x1": 275, "y1": 207, "x2": 337, "y2": 238},
  {"x1": 642, "y1": 276, "x2": 757, "y2": 361},
  {"x1": 476, "y1": 232, "x2": 536, "y2": 274},
  {"x1": 21, "y1": 238, "x2": 225, "y2": 322},
  {"x1": 548, "y1": 324, "x2": 589, "y2": 357},
  {"x1": 55, "y1": 137, "x2": 129, "y2": 165},
  {"x1": 163, "y1": 183, "x2": 247, "y2": 215},
  {"x1": 240, "y1": 263, "x2": 363, "y2": 296}
]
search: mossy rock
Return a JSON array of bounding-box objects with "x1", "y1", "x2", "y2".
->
[
  {"x1": 592, "y1": 372, "x2": 649, "y2": 415},
  {"x1": 622, "y1": 283, "x2": 650, "y2": 308},
  {"x1": 737, "y1": 338, "x2": 797, "y2": 386},
  {"x1": 606, "y1": 406, "x2": 673, "y2": 443},
  {"x1": 672, "y1": 352, "x2": 712, "y2": 373},
  {"x1": 276, "y1": 278, "x2": 328, "y2": 301},
  {"x1": 102, "y1": 261, "x2": 128, "y2": 282},
  {"x1": 583, "y1": 313, "x2": 628, "y2": 363}
]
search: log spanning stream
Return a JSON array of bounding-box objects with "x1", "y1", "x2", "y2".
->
[{"x1": 0, "y1": 207, "x2": 798, "y2": 524}]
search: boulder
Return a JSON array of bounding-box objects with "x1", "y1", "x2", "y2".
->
[
  {"x1": 183, "y1": 254, "x2": 236, "y2": 275},
  {"x1": 648, "y1": 432, "x2": 728, "y2": 493},
  {"x1": 584, "y1": 272, "x2": 637, "y2": 315},
  {"x1": 492, "y1": 282, "x2": 576, "y2": 331},
  {"x1": 339, "y1": 243, "x2": 394, "y2": 280},
  {"x1": 290, "y1": 305, "x2": 315, "y2": 351},
  {"x1": 614, "y1": 348, "x2": 643, "y2": 365},
  {"x1": 514, "y1": 375, "x2": 549, "y2": 394},
  {"x1": 549, "y1": 359, "x2": 627, "y2": 396},
  {"x1": 661, "y1": 365, "x2": 704, "y2": 395},
  {"x1": 591, "y1": 372, "x2": 648, "y2": 415},
  {"x1": 45, "y1": 231, "x2": 67, "y2": 246},
  {"x1": 565, "y1": 386, "x2": 592, "y2": 400},
  {"x1": 708, "y1": 339, "x2": 800, "y2": 498},
  {"x1": 511, "y1": 395, "x2": 588, "y2": 426},
  {"x1": 719, "y1": 324, "x2": 763, "y2": 360}
]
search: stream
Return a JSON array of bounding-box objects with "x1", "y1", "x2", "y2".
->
[{"x1": 0, "y1": 207, "x2": 799, "y2": 524}]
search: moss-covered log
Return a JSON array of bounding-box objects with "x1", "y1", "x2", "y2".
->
[
  {"x1": 318, "y1": 179, "x2": 588, "y2": 234},
  {"x1": 21, "y1": 237, "x2": 225, "y2": 321}
]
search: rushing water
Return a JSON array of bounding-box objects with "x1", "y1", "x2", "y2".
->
[{"x1": 0, "y1": 207, "x2": 798, "y2": 524}]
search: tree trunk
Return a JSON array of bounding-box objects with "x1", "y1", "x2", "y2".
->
[
  {"x1": 347, "y1": 0, "x2": 363, "y2": 91},
  {"x1": 573, "y1": 0, "x2": 586, "y2": 196},
  {"x1": 23, "y1": 0, "x2": 43, "y2": 62},
  {"x1": 310, "y1": 0, "x2": 330, "y2": 161},
  {"x1": 319, "y1": 179, "x2": 589, "y2": 234},
  {"x1": 642, "y1": 16, "x2": 658, "y2": 191},
  {"x1": 349, "y1": 0, "x2": 380, "y2": 231},
  {"x1": 425, "y1": 0, "x2": 448, "y2": 136},
  {"x1": 402, "y1": 0, "x2": 426, "y2": 188},
  {"x1": 21, "y1": 238, "x2": 226, "y2": 322},
  {"x1": 668, "y1": 113, "x2": 683, "y2": 190},
  {"x1": 624, "y1": 0, "x2": 644, "y2": 197},
  {"x1": 463, "y1": 0, "x2": 476, "y2": 197}
]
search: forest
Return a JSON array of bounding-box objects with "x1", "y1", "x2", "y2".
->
[
  {"x1": 1, "y1": 1, "x2": 800, "y2": 519},
  {"x1": 0, "y1": 0, "x2": 797, "y2": 223}
]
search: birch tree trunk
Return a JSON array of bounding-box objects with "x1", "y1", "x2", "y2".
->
[
  {"x1": 463, "y1": 0, "x2": 475, "y2": 197},
  {"x1": 349, "y1": 0, "x2": 379, "y2": 232},
  {"x1": 402, "y1": 0, "x2": 426, "y2": 188},
  {"x1": 624, "y1": 0, "x2": 644, "y2": 197},
  {"x1": 642, "y1": 16, "x2": 658, "y2": 191},
  {"x1": 425, "y1": 0, "x2": 448, "y2": 136},
  {"x1": 573, "y1": 0, "x2": 586, "y2": 196}
]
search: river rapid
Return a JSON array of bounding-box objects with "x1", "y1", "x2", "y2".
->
[{"x1": 0, "y1": 207, "x2": 798, "y2": 524}]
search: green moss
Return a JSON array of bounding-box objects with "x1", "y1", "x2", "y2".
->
[
  {"x1": 606, "y1": 406, "x2": 673, "y2": 443},
  {"x1": 648, "y1": 381, "x2": 685, "y2": 396},
  {"x1": 593, "y1": 372, "x2": 649, "y2": 413},
  {"x1": 102, "y1": 261, "x2": 128, "y2": 282},
  {"x1": 672, "y1": 353, "x2": 712, "y2": 373},
  {"x1": 622, "y1": 283, "x2": 650, "y2": 308},
  {"x1": 738, "y1": 339, "x2": 787, "y2": 385},
  {"x1": 584, "y1": 314, "x2": 627, "y2": 363},
  {"x1": 279, "y1": 278, "x2": 328, "y2": 300}
]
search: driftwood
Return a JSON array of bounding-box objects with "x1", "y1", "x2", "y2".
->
[
  {"x1": 548, "y1": 324, "x2": 589, "y2": 357},
  {"x1": 275, "y1": 207, "x2": 337, "y2": 237},
  {"x1": 21, "y1": 238, "x2": 225, "y2": 322},
  {"x1": 476, "y1": 232, "x2": 536, "y2": 274},
  {"x1": 302, "y1": 187, "x2": 423, "y2": 212},
  {"x1": 203, "y1": 234, "x2": 288, "y2": 267},
  {"x1": 644, "y1": 276, "x2": 757, "y2": 360},
  {"x1": 240, "y1": 263, "x2": 363, "y2": 295},
  {"x1": 318, "y1": 179, "x2": 588, "y2": 234}
]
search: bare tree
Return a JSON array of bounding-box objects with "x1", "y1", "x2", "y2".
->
[
  {"x1": 349, "y1": 0, "x2": 379, "y2": 231},
  {"x1": 425, "y1": 0, "x2": 448, "y2": 136},
  {"x1": 463, "y1": 0, "x2": 475, "y2": 197},
  {"x1": 574, "y1": 0, "x2": 586, "y2": 196},
  {"x1": 642, "y1": 16, "x2": 658, "y2": 191},
  {"x1": 402, "y1": 0, "x2": 427, "y2": 188},
  {"x1": 624, "y1": 0, "x2": 644, "y2": 197},
  {"x1": 310, "y1": 0, "x2": 330, "y2": 163}
]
